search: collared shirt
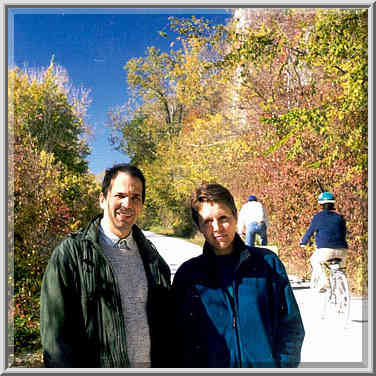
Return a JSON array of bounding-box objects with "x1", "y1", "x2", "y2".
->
[{"x1": 99, "y1": 219, "x2": 137, "y2": 250}]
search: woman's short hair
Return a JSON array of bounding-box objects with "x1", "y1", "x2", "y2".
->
[
  {"x1": 191, "y1": 183, "x2": 237, "y2": 226},
  {"x1": 321, "y1": 202, "x2": 335, "y2": 211}
]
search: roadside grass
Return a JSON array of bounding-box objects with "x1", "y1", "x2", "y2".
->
[{"x1": 9, "y1": 348, "x2": 43, "y2": 368}]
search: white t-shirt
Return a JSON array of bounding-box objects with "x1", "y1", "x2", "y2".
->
[{"x1": 237, "y1": 201, "x2": 268, "y2": 234}]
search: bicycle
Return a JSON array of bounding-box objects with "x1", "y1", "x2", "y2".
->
[{"x1": 321, "y1": 257, "x2": 351, "y2": 325}]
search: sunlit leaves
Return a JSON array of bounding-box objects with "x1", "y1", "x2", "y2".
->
[{"x1": 9, "y1": 59, "x2": 91, "y2": 174}]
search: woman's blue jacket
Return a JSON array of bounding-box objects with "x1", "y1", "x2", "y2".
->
[{"x1": 171, "y1": 235, "x2": 305, "y2": 368}]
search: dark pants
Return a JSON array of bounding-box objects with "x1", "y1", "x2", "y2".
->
[{"x1": 245, "y1": 222, "x2": 267, "y2": 246}]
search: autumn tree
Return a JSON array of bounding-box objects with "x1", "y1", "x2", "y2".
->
[
  {"x1": 220, "y1": 8, "x2": 368, "y2": 292},
  {"x1": 9, "y1": 58, "x2": 91, "y2": 174},
  {"x1": 8, "y1": 60, "x2": 101, "y2": 353},
  {"x1": 107, "y1": 17, "x2": 232, "y2": 232}
]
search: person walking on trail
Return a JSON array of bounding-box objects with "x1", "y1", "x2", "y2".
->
[
  {"x1": 40, "y1": 163, "x2": 171, "y2": 368},
  {"x1": 171, "y1": 183, "x2": 305, "y2": 368},
  {"x1": 300, "y1": 191, "x2": 348, "y2": 293},
  {"x1": 237, "y1": 194, "x2": 268, "y2": 246}
]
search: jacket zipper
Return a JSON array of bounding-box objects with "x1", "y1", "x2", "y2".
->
[
  {"x1": 233, "y1": 281, "x2": 242, "y2": 367},
  {"x1": 224, "y1": 281, "x2": 242, "y2": 367},
  {"x1": 90, "y1": 241, "x2": 130, "y2": 367}
]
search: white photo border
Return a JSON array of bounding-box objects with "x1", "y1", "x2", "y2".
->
[{"x1": 2, "y1": 0, "x2": 374, "y2": 374}]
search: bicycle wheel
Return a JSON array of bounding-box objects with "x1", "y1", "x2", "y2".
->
[
  {"x1": 333, "y1": 271, "x2": 351, "y2": 324},
  {"x1": 321, "y1": 270, "x2": 334, "y2": 319},
  {"x1": 310, "y1": 268, "x2": 320, "y2": 290}
]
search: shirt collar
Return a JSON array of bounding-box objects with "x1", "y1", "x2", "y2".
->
[{"x1": 99, "y1": 218, "x2": 137, "y2": 249}]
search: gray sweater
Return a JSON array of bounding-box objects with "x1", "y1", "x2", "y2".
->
[{"x1": 99, "y1": 222, "x2": 151, "y2": 368}]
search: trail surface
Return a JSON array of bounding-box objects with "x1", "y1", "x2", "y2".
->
[{"x1": 143, "y1": 231, "x2": 202, "y2": 278}]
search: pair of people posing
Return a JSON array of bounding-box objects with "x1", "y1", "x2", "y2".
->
[{"x1": 40, "y1": 163, "x2": 305, "y2": 368}]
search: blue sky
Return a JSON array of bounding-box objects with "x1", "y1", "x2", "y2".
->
[{"x1": 9, "y1": 7, "x2": 232, "y2": 175}]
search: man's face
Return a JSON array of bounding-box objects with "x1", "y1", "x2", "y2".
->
[
  {"x1": 198, "y1": 201, "x2": 237, "y2": 256},
  {"x1": 100, "y1": 172, "x2": 144, "y2": 238}
]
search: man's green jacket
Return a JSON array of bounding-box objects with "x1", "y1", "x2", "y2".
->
[{"x1": 40, "y1": 214, "x2": 171, "y2": 368}]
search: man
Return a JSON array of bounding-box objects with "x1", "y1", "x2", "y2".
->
[
  {"x1": 300, "y1": 191, "x2": 348, "y2": 293},
  {"x1": 237, "y1": 194, "x2": 268, "y2": 246},
  {"x1": 40, "y1": 163, "x2": 171, "y2": 368},
  {"x1": 172, "y1": 183, "x2": 304, "y2": 368}
]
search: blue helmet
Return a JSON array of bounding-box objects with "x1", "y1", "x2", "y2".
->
[
  {"x1": 248, "y1": 195, "x2": 257, "y2": 201},
  {"x1": 318, "y1": 191, "x2": 335, "y2": 204}
]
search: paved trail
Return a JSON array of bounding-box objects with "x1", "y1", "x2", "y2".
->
[
  {"x1": 144, "y1": 231, "x2": 370, "y2": 370},
  {"x1": 143, "y1": 231, "x2": 202, "y2": 278},
  {"x1": 294, "y1": 288, "x2": 368, "y2": 369}
]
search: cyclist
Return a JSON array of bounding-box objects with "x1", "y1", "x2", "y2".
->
[{"x1": 300, "y1": 192, "x2": 348, "y2": 293}]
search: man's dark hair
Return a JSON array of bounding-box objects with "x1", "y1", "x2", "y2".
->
[
  {"x1": 321, "y1": 203, "x2": 335, "y2": 211},
  {"x1": 191, "y1": 183, "x2": 237, "y2": 226},
  {"x1": 101, "y1": 163, "x2": 146, "y2": 203}
]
